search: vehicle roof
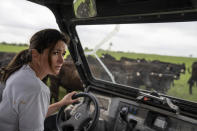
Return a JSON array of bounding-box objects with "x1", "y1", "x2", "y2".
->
[{"x1": 28, "y1": 0, "x2": 197, "y2": 23}]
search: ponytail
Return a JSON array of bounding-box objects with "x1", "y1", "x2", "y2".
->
[{"x1": 0, "y1": 49, "x2": 32, "y2": 83}]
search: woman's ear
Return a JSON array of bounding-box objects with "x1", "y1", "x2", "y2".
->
[{"x1": 31, "y1": 49, "x2": 39, "y2": 60}]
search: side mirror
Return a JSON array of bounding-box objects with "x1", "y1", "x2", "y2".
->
[{"x1": 73, "y1": 0, "x2": 97, "y2": 18}]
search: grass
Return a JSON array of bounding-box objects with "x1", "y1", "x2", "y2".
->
[
  {"x1": 0, "y1": 44, "x2": 28, "y2": 53},
  {"x1": 1, "y1": 44, "x2": 197, "y2": 102}
]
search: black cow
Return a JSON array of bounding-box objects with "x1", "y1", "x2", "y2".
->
[
  {"x1": 0, "y1": 52, "x2": 16, "y2": 68},
  {"x1": 0, "y1": 52, "x2": 16, "y2": 80},
  {"x1": 149, "y1": 63, "x2": 185, "y2": 93},
  {"x1": 120, "y1": 57, "x2": 147, "y2": 64},
  {"x1": 151, "y1": 60, "x2": 185, "y2": 80},
  {"x1": 188, "y1": 61, "x2": 197, "y2": 94},
  {"x1": 122, "y1": 62, "x2": 175, "y2": 93},
  {"x1": 131, "y1": 60, "x2": 185, "y2": 93}
]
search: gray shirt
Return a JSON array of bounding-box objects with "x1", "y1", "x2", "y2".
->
[{"x1": 0, "y1": 65, "x2": 50, "y2": 131}]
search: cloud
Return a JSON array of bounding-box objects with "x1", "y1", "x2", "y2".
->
[
  {"x1": 76, "y1": 23, "x2": 197, "y2": 57},
  {"x1": 0, "y1": 0, "x2": 58, "y2": 43}
]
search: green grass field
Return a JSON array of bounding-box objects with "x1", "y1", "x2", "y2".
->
[
  {"x1": 0, "y1": 44, "x2": 28, "y2": 53},
  {"x1": 1, "y1": 44, "x2": 197, "y2": 102}
]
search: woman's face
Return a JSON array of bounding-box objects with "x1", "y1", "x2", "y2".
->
[
  {"x1": 50, "y1": 40, "x2": 67, "y2": 75},
  {"x1": 40, "y1": 40, "x2": 67, "y2": 76}
]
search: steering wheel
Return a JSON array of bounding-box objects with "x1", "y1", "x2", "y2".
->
[{"x1": 56, "y1": 92, "x2": 100, "y2": 131}]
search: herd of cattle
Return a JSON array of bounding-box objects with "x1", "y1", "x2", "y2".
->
[
  {"x1": 87, "y1": 54, "x2": 186, "y2": 93},
  {"x1": 0, "y1": 51, "x2": 197, "y2": 103}
]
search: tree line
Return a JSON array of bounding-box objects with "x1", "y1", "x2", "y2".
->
[{"x1": 0, "y1": 42, "x2": 28, "y2": 47}]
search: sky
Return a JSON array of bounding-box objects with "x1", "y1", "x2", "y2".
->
[
  {"x1": 77, "y1": 23, "x2": 197, "y2": 58},
  {"x1": 0, "y1": 0, "x2": 58, "y2": 44},
  {"x1": 0, "y1": 0, "x2": 197, "y2": 57}
]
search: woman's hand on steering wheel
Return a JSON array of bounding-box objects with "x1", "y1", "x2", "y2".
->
[
  {"x1": 56, "y1": 92, "x2": 100, "y2": 131},
  {"x1": 58, "y1": 91, "x2": 79, "y2": 106}
]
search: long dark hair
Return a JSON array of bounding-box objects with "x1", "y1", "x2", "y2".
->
[{"x1": 0, "y1": 29, "x2": 70, "y2": 83}]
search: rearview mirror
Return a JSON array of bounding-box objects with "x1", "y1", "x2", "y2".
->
[{"x1": 73, "y1": 0, "x2": 97, "y2": 18}]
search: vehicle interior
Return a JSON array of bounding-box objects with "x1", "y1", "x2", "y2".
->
[{"x1": 28, "y1": 0, "x2": 197, "y2": 131}]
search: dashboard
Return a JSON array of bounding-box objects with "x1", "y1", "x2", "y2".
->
[{"x1": 92, "y1": 92, "x2": 197, "y2": 131}]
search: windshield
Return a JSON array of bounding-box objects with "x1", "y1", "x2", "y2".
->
[{"x1": 76, "y1": 22, "x2": 197, "y2": 102}]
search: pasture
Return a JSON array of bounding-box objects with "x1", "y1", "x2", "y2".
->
[
  {"x1": 0, "y1": 43, "x2": 28, "y2": 53},
  {"x1": 1, "y1": 43, "x2": 197, "y2": 102}
]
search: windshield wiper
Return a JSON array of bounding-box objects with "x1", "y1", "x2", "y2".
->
[
  {"x1": 85, "y1": 25, "x2": 120, "y2": 84},
  {"x1": 137, "y1": 91, "x2": 180, "y2": 114}
]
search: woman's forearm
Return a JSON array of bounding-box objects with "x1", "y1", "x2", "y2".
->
[
  {"x1": 46, "y1": 92, "x2": 78, "y2": 117},
  {"x1": 46, "y1": 102, "x2": 62, "y2": 117}
]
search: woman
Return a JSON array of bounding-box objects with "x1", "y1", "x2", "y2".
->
[{"x1": 0, "y1": 29, "x2": 78, "y2": 131}]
